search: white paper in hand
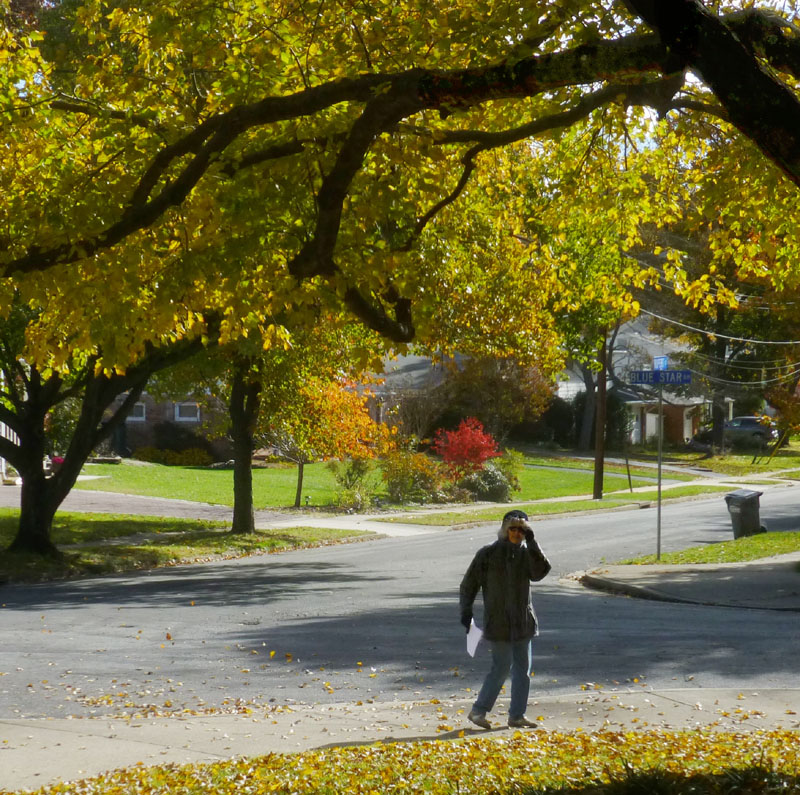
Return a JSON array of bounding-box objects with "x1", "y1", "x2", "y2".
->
[{"x1": 466, "y1": 619, "x2": 483, "y2": 657}]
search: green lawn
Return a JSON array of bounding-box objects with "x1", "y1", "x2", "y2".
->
[
  {"x1": 0, "y1": 509, "x2": 372, "y2": 583},
  {"x1": 515, "y1": 465, "x2": 654, "y2": 498},
  {"x1": 75, "y1": 461, "x2": 343, "y2": 508},
  {"x1": 74, "y1": 459, "x2": 657, "y2": 509},
  {"x1": 621, "y1": 530, "x2": 800, "y2": 565}
]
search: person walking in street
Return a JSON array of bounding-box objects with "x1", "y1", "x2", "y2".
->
[{"x1": 459, "y1": 509, "x2": 551, "y2": 729}]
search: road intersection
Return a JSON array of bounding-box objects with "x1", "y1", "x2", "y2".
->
[{"x1": 1, "y1": 479, "x2": 799, "y2": 790}]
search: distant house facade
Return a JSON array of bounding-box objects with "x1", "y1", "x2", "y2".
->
[
  {"x1": 555, "y1": 318, "x2": 710, "y2": 447},
  {"x1": 623, "y1": 392, "x2": 705, "y2": 446},
  {"x1": 110, "y1": 392, "x2": 232, "y2": 461},
  {"x1": 0, "y1": 419, "x2": 18, "y2": 481}
]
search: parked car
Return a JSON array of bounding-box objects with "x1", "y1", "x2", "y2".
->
[
  {"x1": 691, "y1": 416, "x2": 778, "y2": 448},
  {"x1": 724, "y1": 416, "x2": 778, "y2": 446}
]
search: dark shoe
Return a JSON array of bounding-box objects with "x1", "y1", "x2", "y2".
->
[
  {"x1": 468, "y1": 710, "x2": 491, "y2": 729},
  {"x1": 508, "y1": 716, "x2": 538, "y2": 728}
]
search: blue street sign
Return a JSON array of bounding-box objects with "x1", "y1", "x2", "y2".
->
[
  {"x1": 653, "y1": 356, "x2": 668, "y2": 371},
  {"x1": 630, "y1": 369, "x2": 692, "y2": 385}
]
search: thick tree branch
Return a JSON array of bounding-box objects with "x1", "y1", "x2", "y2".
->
[
  {"x1": 219, "y1": 139, "x2": 308, "y2": 176},
  {"x1": 726, "y1": 9, "x2": 800, "y2": 80},
  {"x1": 625, "y1": 0, "x2": 800, "y2": 186},
  {"x1": 50, "y1": 96, "x2": 161, "y2": 130},
  {"x1": 406, "y1": 77, "x2": 683, "y2": 251},
  {"x1": 288, "y1": 84, "x2": 421, "y2": 281},
  {"x1": 2, "y1": 36, "x2": 672, "y2": 279},
  {"x1": 672, "y1": 99, "x2": 728, "y2": 120},
  {"x1": 343, "y1": 286, "x2": 414, "y2": 343}
]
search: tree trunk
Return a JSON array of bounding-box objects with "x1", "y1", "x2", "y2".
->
[
  {"x1": 711, "y1": 392, "x2": 727, "y2": 452},
  {"x1": 294, "y1": 461, "x2": 305, "y2": 509},
  {"x1": 8, "y1": 472, "x2": 62, "y2": 557},
  {"x1": 6, "y1": 375, "x2": 146, "y2": 555},
  {"x1": 593, "y1": 337, "x2": 607, "y2": 500},
  {"x1": 578, "y1": 363, "x2": 596, "y2": 451},
  {"x1": 6, "y1": 371, "x2": 62, "y2": 556},
  {"x1": 2, "y1": 326, "x2": 214, "y2": 557},
  {"x1": 229, "y1": 362, "x2": 261, "y2": 534}
]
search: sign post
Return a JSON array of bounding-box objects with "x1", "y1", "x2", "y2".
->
[
  {"x1": 629, "y1": 369, "x2": 692, "y2": 560},
  {"x1": 657, "y1": 383, "x2": 663, "y2": 559}
]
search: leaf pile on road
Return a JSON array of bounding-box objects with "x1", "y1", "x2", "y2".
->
[{"x1": 18, "y1": 729, "x2": 799, "y2": 794}]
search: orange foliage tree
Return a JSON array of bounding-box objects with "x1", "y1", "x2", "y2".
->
[{"x1": 261, "y1": 378, "x2": 392, "y2": 508}]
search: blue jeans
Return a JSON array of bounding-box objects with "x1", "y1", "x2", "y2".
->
[{"x1": 472, "y1": 638, "x2": 532, "y2": 720}]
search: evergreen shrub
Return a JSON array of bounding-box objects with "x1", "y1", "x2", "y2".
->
[{"x1": 459, "y1": 464, "x2": 512, "y2": 502}]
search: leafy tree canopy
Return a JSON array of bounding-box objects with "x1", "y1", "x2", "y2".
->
[{"x1": 3, "y1": 0, "x2": 800, "y2": 372}]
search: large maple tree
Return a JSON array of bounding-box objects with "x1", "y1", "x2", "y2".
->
[
  {"x1": 4, "y1": 0, "x2": 800, "y2": 555},
  {"x1": 3, "y1": 0, "x2": 800, "y2": 344}
]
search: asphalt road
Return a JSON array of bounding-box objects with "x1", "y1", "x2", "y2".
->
[{"x1": 2, "y1": 486, "x2": 800, "y2": 720}]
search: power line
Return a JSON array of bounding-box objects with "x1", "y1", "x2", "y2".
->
[
  {"x1": 685, "y1": 364, "x2": 800, "y2": 387},
  {"x1": 625, "y1": 328, "x2": 799, "y2": 367},
  {"x1": 678, "y1": 349, "x2": 800, "y2": 371},
  {"x1": 641, "y1": 278, "x2": 776, "y2": 310},
  {"x1": 639, "y1": 309, "x2": 800, "y2": 346}
]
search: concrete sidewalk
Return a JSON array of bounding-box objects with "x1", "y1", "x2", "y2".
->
[
  {"x1": 580, "y1": 551, "x2": 800, "y2": 612},
  {"x1": 3, "y1": 688, "x2": 800, "y2": 792}
]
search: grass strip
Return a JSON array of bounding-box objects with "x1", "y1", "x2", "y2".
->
[
  {"x1": 382, "y1": 485, "x2": 730, "y2": 527},
  {"x1": 621, "y1": 530, "x2": 800, "y2": 565},
  {"x1": 644, "y1": 449, "x2": 800, "y2": 477},
  {"x1": 522, "y1": 455, "x2": 697, "y2": 482},
  {"x1": 24, "y1": 729, "x2": 800, "y2": 794},
  {"x1": 0, "y1": 510, "x2": 372, "y2": 584},
  {"x1": 614, "y1": 484, "x2": 732, "y2": 501},
  {"x1": 379, "y1": 500, "x2": 636, "y2": 526},
  {"x1": 0, "y1": 508, "x2": 230, "y2": 546}
]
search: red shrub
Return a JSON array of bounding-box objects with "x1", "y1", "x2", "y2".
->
[{"x1": 433, "y1": 417, "x2": 500, "y2": 480}]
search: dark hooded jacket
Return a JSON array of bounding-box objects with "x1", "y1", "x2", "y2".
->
[{"x1": 459, "y1": 533, "x2": 551, "y2": 642}]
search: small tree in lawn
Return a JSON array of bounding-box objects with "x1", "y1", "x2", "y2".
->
[
  {"x1": 765, "y1": 385, "x2": 800, "y2": 450},
  {"x1": 262, "y1": 378, "x2": 392, "y2": 508},
  {"x1": 433, "y1": 418, "x2": 500, "y2": 482}
]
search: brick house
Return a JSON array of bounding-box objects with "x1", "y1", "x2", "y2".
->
[{"x1": 111, "y1": 392, "x2": 232, "y2": 461}]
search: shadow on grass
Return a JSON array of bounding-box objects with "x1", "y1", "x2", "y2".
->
[
  {"x1": 520, "y1": 766, "x2": 799, "y2": 794},
  {"x1": 0, "y1": 512, "x2": 371, "y2": 583},
  {"x1": 0, "y1": 510, "x2": 228, "y2": 547}
]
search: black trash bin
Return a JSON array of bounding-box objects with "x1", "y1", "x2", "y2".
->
[{"x1": 724, "y1": 489, "x2": 765, "y2": 539}]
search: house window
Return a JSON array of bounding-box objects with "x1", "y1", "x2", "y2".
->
[
  {"x1": 174, "y1": 402, "x2": 200, "y2": 422},
  {"x1": 127, "y1": 402, "x2": 146, "y2": 422}
]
